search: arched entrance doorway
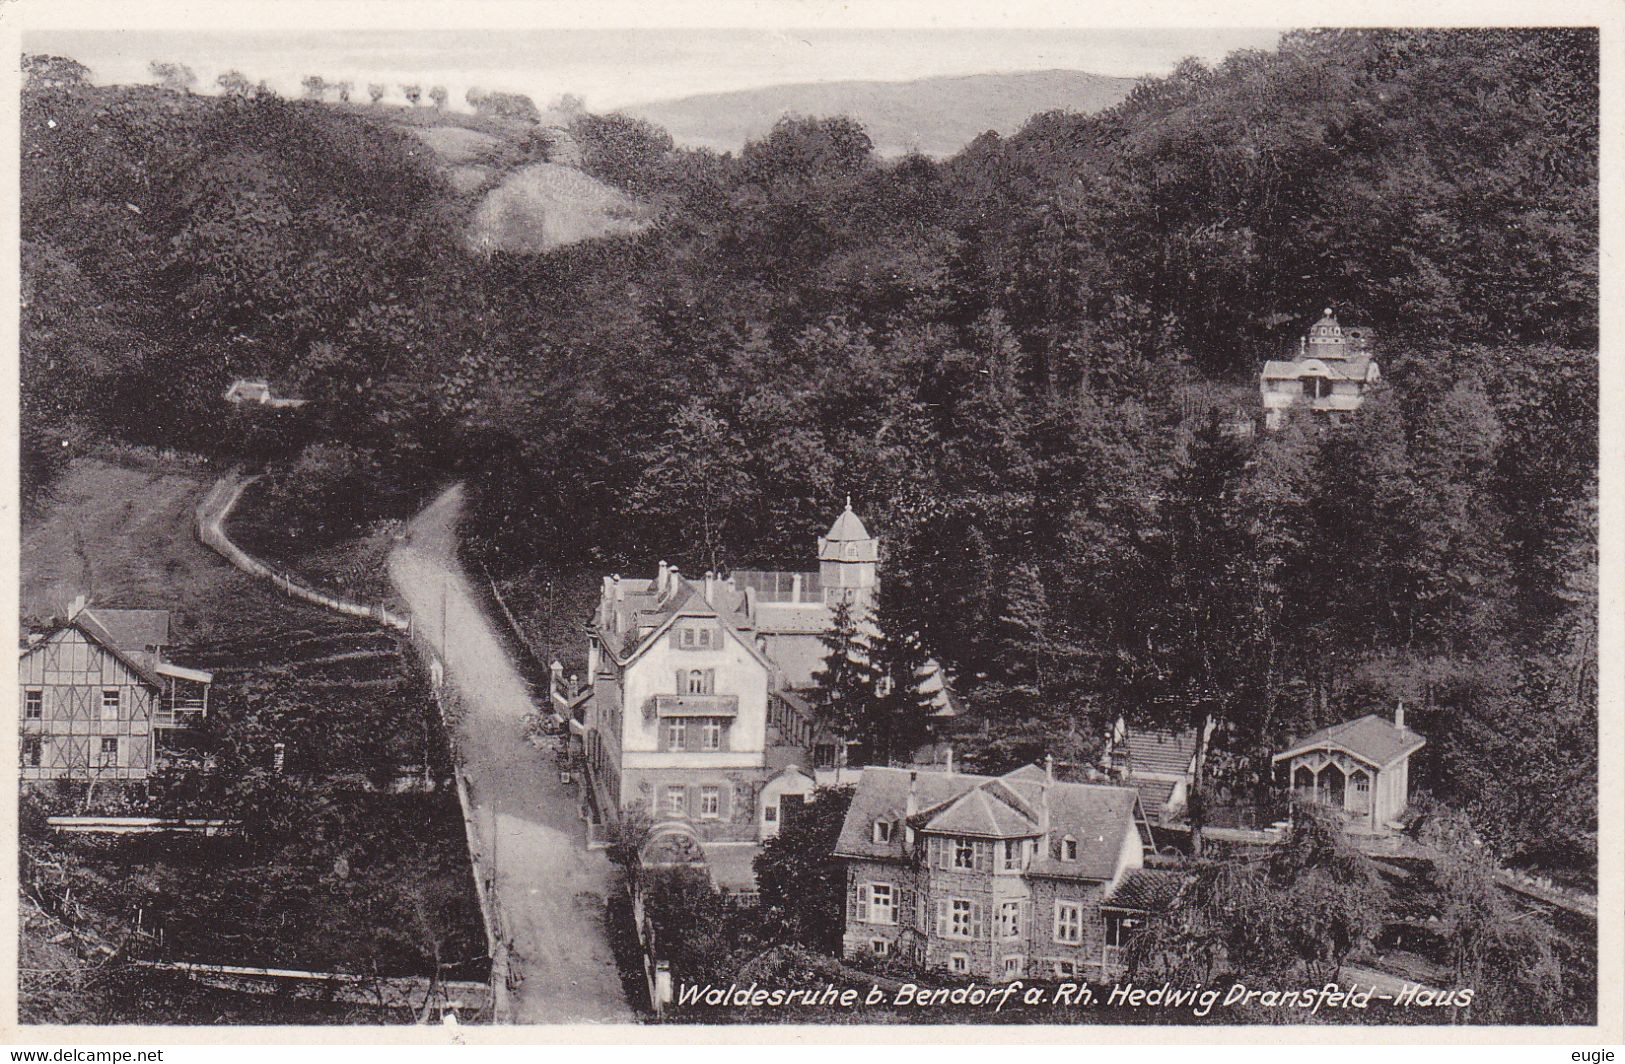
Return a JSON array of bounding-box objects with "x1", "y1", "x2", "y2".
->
[
  {"x1": 1317, "y1": 762, "x2": 1346, "y2": 809},
  {"x1": 1293, "y1": 764, "x2": 1315, "y2": 799},
  {"x1": 1348, "y1": 768, "x2": 1371, "y2": 817}
]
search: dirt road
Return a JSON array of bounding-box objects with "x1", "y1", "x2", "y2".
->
[{"x1": 389, "y1": 484, "x2": 634, "y2": 1025}]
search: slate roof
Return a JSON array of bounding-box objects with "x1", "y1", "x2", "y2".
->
[
  {"x1": 1133, "y1": 778, "x2": 1179, "y2": 819},
  {"x1": 1272, "y1": 713, "x2": 1426, "y2": 769},
  {"x1": 1124, "y1": 726, "x2": 1197, "y2": 776},
  {"x1": 80, "y1": 607, "x2": 170, "y2": 652},
  {"x1": 25, "y1": 615, "x2": 166, "y2": 689},
  {"x1": 596, "y1": 575, "x2": 762, "y2": 667},
  {"x1": 1105, "y1": 868, "x2": 1187, "y2": 912},
  {"x1": 824, "y1": 503, "x2": 871, "y2": 542},
  {"x1": 1261, "y1": 353, "x2": 1378, "y2": 382},
  {"x1": 752, "y1": 603, "x2": 831, "y2": 634},
  {"x1": 836, "y1": 765, "x2": 1144, "y2": 883}
]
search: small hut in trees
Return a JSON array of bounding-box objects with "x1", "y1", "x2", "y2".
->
[{"x1": 1272, "y1": 705, "x2": 1424, "y2": 835}]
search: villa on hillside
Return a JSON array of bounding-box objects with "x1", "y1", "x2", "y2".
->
[
  {"x1": 833, "y1": 761, "x2": 1180, "y2": 981},
  {"x1": 18, "y1": 597, "x2": 213, "y2": 782},
  {"x1": 579, "y1": 501, "x2": 956, "y2": 898},
  {"x1": 1260, "y1": 309, "x2": 1381, "y2": 429}
]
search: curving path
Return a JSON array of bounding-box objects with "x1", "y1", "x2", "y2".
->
[{"x1": 389, "y1": 484, "x2": 633, "y2": 1025}]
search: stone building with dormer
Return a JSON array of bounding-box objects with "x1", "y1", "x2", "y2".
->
[{"x1": 833, "y1": 763, "x2": 1176, "y2": 981}]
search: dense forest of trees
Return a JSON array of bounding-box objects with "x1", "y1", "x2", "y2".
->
[{"x1": 21, "y1": 29, "x2": 1597, "y2": 878}]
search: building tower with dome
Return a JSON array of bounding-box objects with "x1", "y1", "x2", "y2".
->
[
  {"x1": 1259, "y1": 308, "x2": 1381, "y2": 429},
  {"x1": 578, "y1": 500, "x2": 954, "y2": 900}
]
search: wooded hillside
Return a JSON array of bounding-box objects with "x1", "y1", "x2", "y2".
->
[{"x1": 21, "y1": 29, "x2": 1598, "y2": 882}]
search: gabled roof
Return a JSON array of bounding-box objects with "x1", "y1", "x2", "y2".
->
[
  {"x1": 917, "y1": 781, "x2": 1039, "y2": 837},
  {"x1": 1133, "y1": 777, "x2": 1179, "y2": 818},
  {"x1": 1261, "y1": 353, "x2": 1378, "y2": 382},
  {"x1": 835, "y1": 765, "x2": 1145, "y2": 882},
  {"x1": 1105, "y1": 868, "x2": 1187, "y2": 912},
  {"x1": 80, "y1": 607, "x2": 170, "y2": 651},
  {"x1": 1122, "y1": 726, "x2": 1198, "y2": 777},
  {"x1": 1272, "y1": 713, "x2": 1425, "y2": 769},
  {"x1": 598, "y1": 575, "x2": 774, "y2": 674},
  {"x1": 23, "y1": 616, "x2": 165, "y2": 689}
]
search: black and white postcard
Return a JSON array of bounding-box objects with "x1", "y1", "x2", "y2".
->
[{"x1": 4, "y1": 0, "x2": 1618, "y2": 1047}]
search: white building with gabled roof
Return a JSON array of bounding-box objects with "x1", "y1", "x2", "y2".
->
[{"x1": 1260, "y1": 309, "x2": 1381, "y2": 429}]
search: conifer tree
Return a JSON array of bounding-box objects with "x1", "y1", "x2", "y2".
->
[
  {"x1": 868, "y1": 582, "x2": 938, "y2": 765},
  {"x1": 809, "y1": 599, "x2": 876, "y2": 764}
]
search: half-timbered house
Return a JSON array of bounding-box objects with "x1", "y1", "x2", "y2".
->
[{"x1": 18, "y1": 600, "x2": 212, "y2": 782}]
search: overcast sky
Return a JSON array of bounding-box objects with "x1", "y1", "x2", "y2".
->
[{"x1": 26, "y1": 28, "x2": 1285, "y2": 111}]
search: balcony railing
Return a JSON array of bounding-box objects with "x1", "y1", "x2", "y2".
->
[{"x1": 651, "y1": 693, "x2": 739, "y2": 718}]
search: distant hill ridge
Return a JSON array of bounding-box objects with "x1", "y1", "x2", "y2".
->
[{"x1": 623, "y1": 69, "x2": 1141, "y2": 158}]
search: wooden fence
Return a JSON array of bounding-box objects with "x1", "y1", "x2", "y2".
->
[
  {"x1": 194, "y1": 472, "x2": 410, "y2": 632},
  {"x1": 47, "y1": 816, "x2": 238, "y2": 835},
  {"x1": 419, "y1": 646, "x2": 512, "y2": 1022},
  {"x1": 132, "y1": 959, "x2": 491, "y2": 1016}
]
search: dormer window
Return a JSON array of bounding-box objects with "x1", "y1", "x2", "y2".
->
[
  {"x1": 1062, "y1": 835, "x2": 1078, "y2": 861},
  {"x1": 677, "y1": 626, "x2": 715, "y2": 650},
  {"x1": 873, "y1": 820, "x2": 893, "y2": 844}
]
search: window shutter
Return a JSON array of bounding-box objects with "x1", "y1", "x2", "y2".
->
[
  {"x1": 670, "y1": 629, "x2": 681, "y2": 648},
  {"x1": 935, "y1": 900, "x2": 948, "y2": 937},
  {"x1": 675, "y1": 669, "x2": 684, "y2": 694},
  {"x1": 704, "y1": 669, "x2": 715, "y2": 694},
  {"x1": 972, "y1": 903, "x2": 985, "y2": 940},
  {"x1": 721, "y1": 721, "x2": 732, "y2": 751},
  {"x1": 856, "y1": 884, "x2": 870, "y2": 924}
]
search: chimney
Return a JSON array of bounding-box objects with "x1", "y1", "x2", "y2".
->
[
  {"x1": 69, "y1": 594, "x2": 86, "y2": 619},
  {"x1": 905, "y1": 771, "x2": 918, "y2": 847},
  {"x1": 1038, "y1": 779, "x2": 1052, "y2": 848},
  {"x1": 1045, "y1": 754, "x2": 1055, "y2": 783},
  {"x1": 944, "y1": 745, "x2": 954, "y2": 776},
  {"x1": 1394, "y1": 701, "x2": 1406, "y2": 731},
  {"x1": 657, "y1": 561, "x2": 669, "y2": 595}
]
